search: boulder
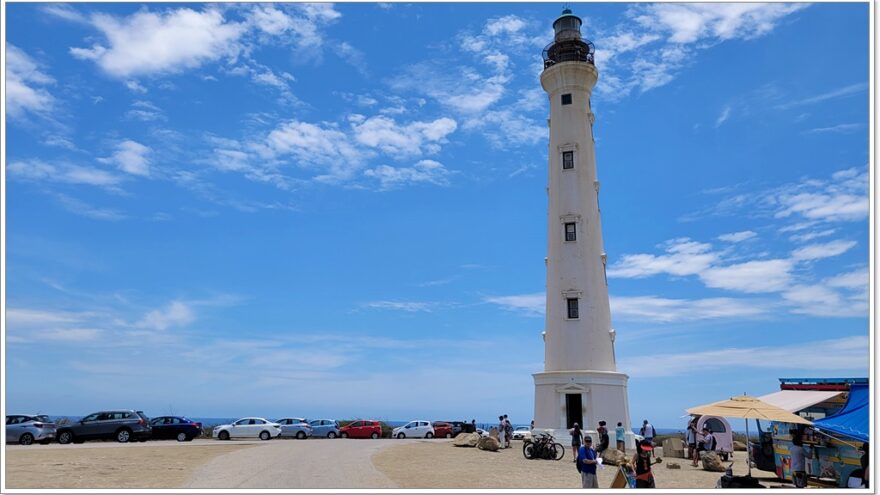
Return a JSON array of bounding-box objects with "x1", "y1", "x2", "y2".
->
[
  {"x1": 477, "y1": 436, "x2": 500, "y2": 451},
  {"x1": 661, "y1": 438, "x2": 686, "y2": 458},
  {"x1": 701, "y1": 451, "x2": 726, "y2": 472},
  {"x1": 601, "y1": 448, "x2": 627, "y2": 466},
  {"x1": 733, "y1": 440, "x2": 747, "y2": 451},
  {"x1": 666, "y1": 462, "x2": 681, "y2": 469},
  {"x1": 488, "y1": 427, "x2": 499, "y2": 440},
  {"x1": 453, "y1": 432, "x2": 480, "y2": 447}
]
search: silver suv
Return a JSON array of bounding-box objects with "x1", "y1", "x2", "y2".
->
[
  {"x1": 56, "y1": 410, "x2": 151, "y2": 444},
  {"x1": 6, "y1": 415, "x2": 56, "y2": 445}
]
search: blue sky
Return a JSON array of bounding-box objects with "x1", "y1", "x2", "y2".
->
[{"x1": 5, "y1": 2, "x2": 870, "y2": 428}]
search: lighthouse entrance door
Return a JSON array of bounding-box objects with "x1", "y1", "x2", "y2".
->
[{"x1": 565, "y1": 393, "x2": 583, "y2": 429}]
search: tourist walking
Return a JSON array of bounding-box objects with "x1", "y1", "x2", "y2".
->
[
  {"x1": 503, "y1": 415, "x2": 513, "y2": 448},
  {"x1": 569, "y1": 422, "x2": 584, "y2": 462},
  {"x1": 577, "y1": 435, "x2": 599, "y2": 488},
  {"x1": 530, "y1": 419, "x2": 535, "y2": 430},
  {"x1": 790, "y1": 433, "x2": 807, "y2": 488},
  {"x1": 597, "y1": 421, "x2": 610, "y2": 454},
  {"x1": 616, "y1": 422, "x2": 626, "y2": 453},
  {"x1": 640, "y1": 420, "x2": 656, "y2": 445},
  {"x1": 632, "y1": 440, "x2": 657, "y2": 488},
  {"x1": 498, "y1": 416, "x2": 506, "y2": 448}
]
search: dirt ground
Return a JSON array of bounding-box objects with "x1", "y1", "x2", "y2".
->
[
  {"x1": 371, "y1": 441, "x2": 784, "y2": 489},
  {"x1": 4, "y1": 441, "x2": 254, "y2": 489}
]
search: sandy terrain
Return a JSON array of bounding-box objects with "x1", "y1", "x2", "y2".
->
[
  {"x1": 371, "y1": 441, "x2": 784, "y2": 489},
  {"x1": 4, "y1": 440, "x2": 255, "y2": 489},
  {"x1": 5, "y1": 438, "x2": 786, "y2": 490}
]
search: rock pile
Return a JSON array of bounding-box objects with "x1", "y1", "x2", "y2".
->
[
  {"x1": 701, "y1": 451, "x2": 726, "y2": 472},
  {"x1": 666, "y1": 462, "x2": 681, "y2": 469},
  {"x1": 453, "y1": 432, "x2": 480, "y2": 447},
  {"x1": 601, "y1": 448, "x2": 627, "y2": 466},
  {"x1": 477, "y1": 436, "x2": 500, "y2": 452}
]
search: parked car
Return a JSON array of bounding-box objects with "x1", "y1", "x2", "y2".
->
[
  {"x1": 476, "y1": 428, "x2": 489, "y2": 438},
  {"x1": 6, "y1": 415, "x2": 56, "y2": 445},
  {"x1": 274, "y1": 418, "x2": 312, "y2": 439},
  {"x1": 213, "y1": 417, "x2": 281, "y2": 441},
  {"x1": 308, "y1": 419, "x2": 341, "y2": 439},
  {"x1": 512, "y1": 426, "x2": 532, "y2": 440},
  {"x1": 339, "y1": 420, "x2": 382, "y2": 439},
  {"x1": 56, "y1": 410, "x2": 151, "y2": 444},
  {"x1": 432, "y1": 422, "x2": 454, "y2": 438},
  {"x1": 393, "y1": 420, "x2": 434, "y2": 439},
  {"x1": 439, "y1": 421, "x2": 466, "y2": 436},
  {"x1": 149, "y1": 416, "x2": 202, "y2": 442}
]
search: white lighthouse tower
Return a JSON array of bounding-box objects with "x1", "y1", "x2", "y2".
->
[{"x1": 533, "y1": 8, "x2": 634, "y2": 447}]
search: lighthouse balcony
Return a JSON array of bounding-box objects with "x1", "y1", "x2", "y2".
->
[{"x1": 542, "y1": 39, "x2": 595, "y2": 69}]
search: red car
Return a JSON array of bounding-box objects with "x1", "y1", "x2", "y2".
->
[
  {"x1": 339, "y1": 420, "x2": 382, "y2": 439},
  {"x1": 432, "y1": 422, "x2": 454, "y2": 438}
]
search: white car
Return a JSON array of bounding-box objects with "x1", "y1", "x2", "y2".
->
[
  {"x1": 392, "y1": 420, "x2": 434, "y2": 439},
  {"x1": 512, "y1": 426, "x2": 532, "y2": 440},
  {"x1": 476, "y1": 428, "x2": 490, "y2": 438},
  {"x1": 213, "y1": 417, "x2": 282, "y2": 441}
]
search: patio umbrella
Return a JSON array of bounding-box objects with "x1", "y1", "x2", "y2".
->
[{"x1": 687, "y1": 395, "x2": 813, "y2": 476}]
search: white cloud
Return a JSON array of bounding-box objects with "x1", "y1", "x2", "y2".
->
[
  {"x1": 715, "y1": 105, "x2": 731, "y2": 127},
  {"x1": 788, "y1": 228, "x2": 836, "y2": 243},
  {"x1": 805, "y1": 123, "x2": 864, "y2": 134},
  {"x1": 6, "y1": 308, "x2": 84, "y2": 326},
  {"x1": 99, "y1": 140, "x2": 151, "y2": 176},
  {"x1": 137, "y1": 301, "x2": 195, "y2": 331},
  {"x1": 619, "y1": 335, "x2": 867, "y2": 377},
  {"x1": 782, "y1": 283, "x2": 867, "y2": 318},
  {"x1": 484, "y1": 293, "x2": 545, "y2": 316},
  {"x1": 364, "y1": 160, "x2": 452, "y2": 190},
  {"x1": 607, "y1": 238, "x2": 717, "y2": 278},
  {"x1": 717, "y1": 230, "x2": 756, "y2": 242},
  {"x1": 258, "y1": 120, "x2": 365, "y2": 183},
  {"x1": 790, "y1": 239, "x2": 857, "y2": 261},
  {"x1": 8, "y1": 159, "x2": 122, "y2": 188},
  {"x1": 6, "y1": 44, "x2": 55, "y2": 118},
  {"x1": 351, "y1": 116, "x2": 457, "y2": 156},
  {"x1": 41, "y1": 4, "x2": 89, "y2": 24},
  {"x1": 700, "y1": 259, "x2": 794, "y2": 293},
  {"x1": 775, "y1": 83, "x2": 868, "y2": 110},
  {"x1": 44, "y1": 328, "x2": 101, "y2": 342},
  {"x1": 611, "y1": 295, "x2": 771, "y2": 323},
  {"x1": 826, "y1": 268, "x2": 867, "y2": 290},
  {"x1": 363, "y1": 301, "x2": 438, "y2": 313},
  {"x1": 125, "y1": 100, "x2": 165, "y2": 121},
  {"x1": 53, "y1": 193, "x2": 127, "y2": 221},
  {"x1": 70, "y1": 8, "x2": 247, "y2": 78}
]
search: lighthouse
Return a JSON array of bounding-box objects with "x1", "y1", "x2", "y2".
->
[{"x1": 532, "y1": 8, "x2": 634, "y2": 448}]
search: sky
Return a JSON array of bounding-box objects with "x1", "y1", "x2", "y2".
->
[{"x1": 4, "y1": 2, "x2": 871, "y2": 428}]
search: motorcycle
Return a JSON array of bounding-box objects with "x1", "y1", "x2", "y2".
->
[{"x1": 522, "y1": 432, "x2": 565, "y2": 460}]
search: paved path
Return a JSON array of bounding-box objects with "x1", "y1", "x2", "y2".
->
[{"x1": 182, "y1": 438, "x2": 415, "y2": 489}]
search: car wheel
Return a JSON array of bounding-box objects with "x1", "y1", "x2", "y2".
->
[
  {"x1": 259, "y1": 431, "x2": 271, "y2": 441},
  {"x1": 445, "y1": 432, "x2": 453, "y2": 438},
  {"x1": 371, "y1": 432, "x2": 379, "y2": 439},
  {"x1": 296, "y1": 431, "x2": 306, "y2": 439},
  {"x1": 177, "y1": 432, "x2": 188, "y2": 442},
  {"x1": 327, "y1": 432, "x2": 337, "y2": 439},
  {"x1": 426, "y1": 432, "x2": 434, "y2": 439},
  {"x1": 219, "y1": 431, "x2": 230, "y2": 441},
  {"x1": 58, "y1": 431, "x2": 74, "y2": 445},
  {"x1": 397, "y1": 433, "x2": 405, "y2": 439},
  {"x1": 340, "y1": 432, "x2": 348, "y2": 438},
  {"x1": 116, "y1": 429, "x2": 132, "y2": 443},
  {"x1": 19, "y1": 433, "x2": 34, "y2": 446}
]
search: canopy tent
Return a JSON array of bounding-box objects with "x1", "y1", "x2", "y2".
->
[
  {"x1": 687, "y1": 395, "x2": 813, "y2": 476},
  {"x1": 758, "y1": 390, "x2": 843, "y2": 413},
  {"x1": 813, "y1": 383, "x2": 869, "y2": 443}
]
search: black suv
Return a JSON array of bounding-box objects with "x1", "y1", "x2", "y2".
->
[{"x1": 56, "y1": 410, "x2": 152, "y2": 444}]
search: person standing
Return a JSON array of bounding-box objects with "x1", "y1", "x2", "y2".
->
[
  {"x1": 632, "y1": 440, "x2": 656, "y2": 488},
  {"x1": 569, "y1": 422, "x2": 584, "y2": 462},
  {"x1": 471, "y1": 419, "x2": 476, "y2": 434},
  {"x1": 597, "y1": 421, "x2": 610, "y2": 454},
  {"x1": 497, "y1": 416, "x2": 506, "y2": 447},
  {"x1": 530, "y1": 419, "x2": 535, "y2": 430},
  {"x1": 615, "y1": 422, "x2": 626, "y2": 453},
  {"x1": 577, "y1": 435, "x2": 599, "y2": 488},
  {"x1": 640, "y1": 420, "x2": 656, "y2": 445},
  {"x1": 686, "y1": 419, "x2": 698, "y2": 461},
  {"x1": 790, "y1": 433, "x2": 806, "y2": 488},
  {"x1": 503, "y1": 415, "x2": 513, "y2": 448},
  {"x1": 861, "y1": 442, "x2": 870, "y2": 488}
]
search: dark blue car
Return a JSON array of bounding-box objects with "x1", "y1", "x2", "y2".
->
[{"x1": 149, "y1": 416, "x2": 202, "y2": 442}]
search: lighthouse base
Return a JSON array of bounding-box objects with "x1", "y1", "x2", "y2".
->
[{"x1": 533, "y1": 370, "x2": 637, "y2": 449}]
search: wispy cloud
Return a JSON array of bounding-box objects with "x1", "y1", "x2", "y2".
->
[
  {"x1": 6, "y1": 44, "x2": 55, "y2": 119},
  {"x1": 362, "y1": 301, "x2": 440, "y2": 313},
  {"x1": 804, "y1": 123, "x2": 864, "y2": 134},
  {"x1": 775, "y1": 82, "x2": 868, "y2": 110},
  {"x1": 717, "y1": 230, "x2": 756, "y2": 243},
  {"x1": 715, "y1": 105, "x2": 731, "y2": 127}
]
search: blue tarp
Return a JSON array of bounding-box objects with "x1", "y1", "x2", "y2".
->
[{"x1": 813, "y1": 383, "x2": 869, "y2": 442}]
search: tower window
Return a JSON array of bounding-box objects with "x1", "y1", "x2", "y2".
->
[
  {"x1": 562, "y1": 151, "x2": 574, "y2": 169},
  {"x1": 564, "y1": 222, "x2": 577, "y2": 241},
  {"x1": 561, "y1": 94, "x2": 572, "y2": 105},
  {"x1": 566, "y1": 298, "x2": 579, "y2": 319}
]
